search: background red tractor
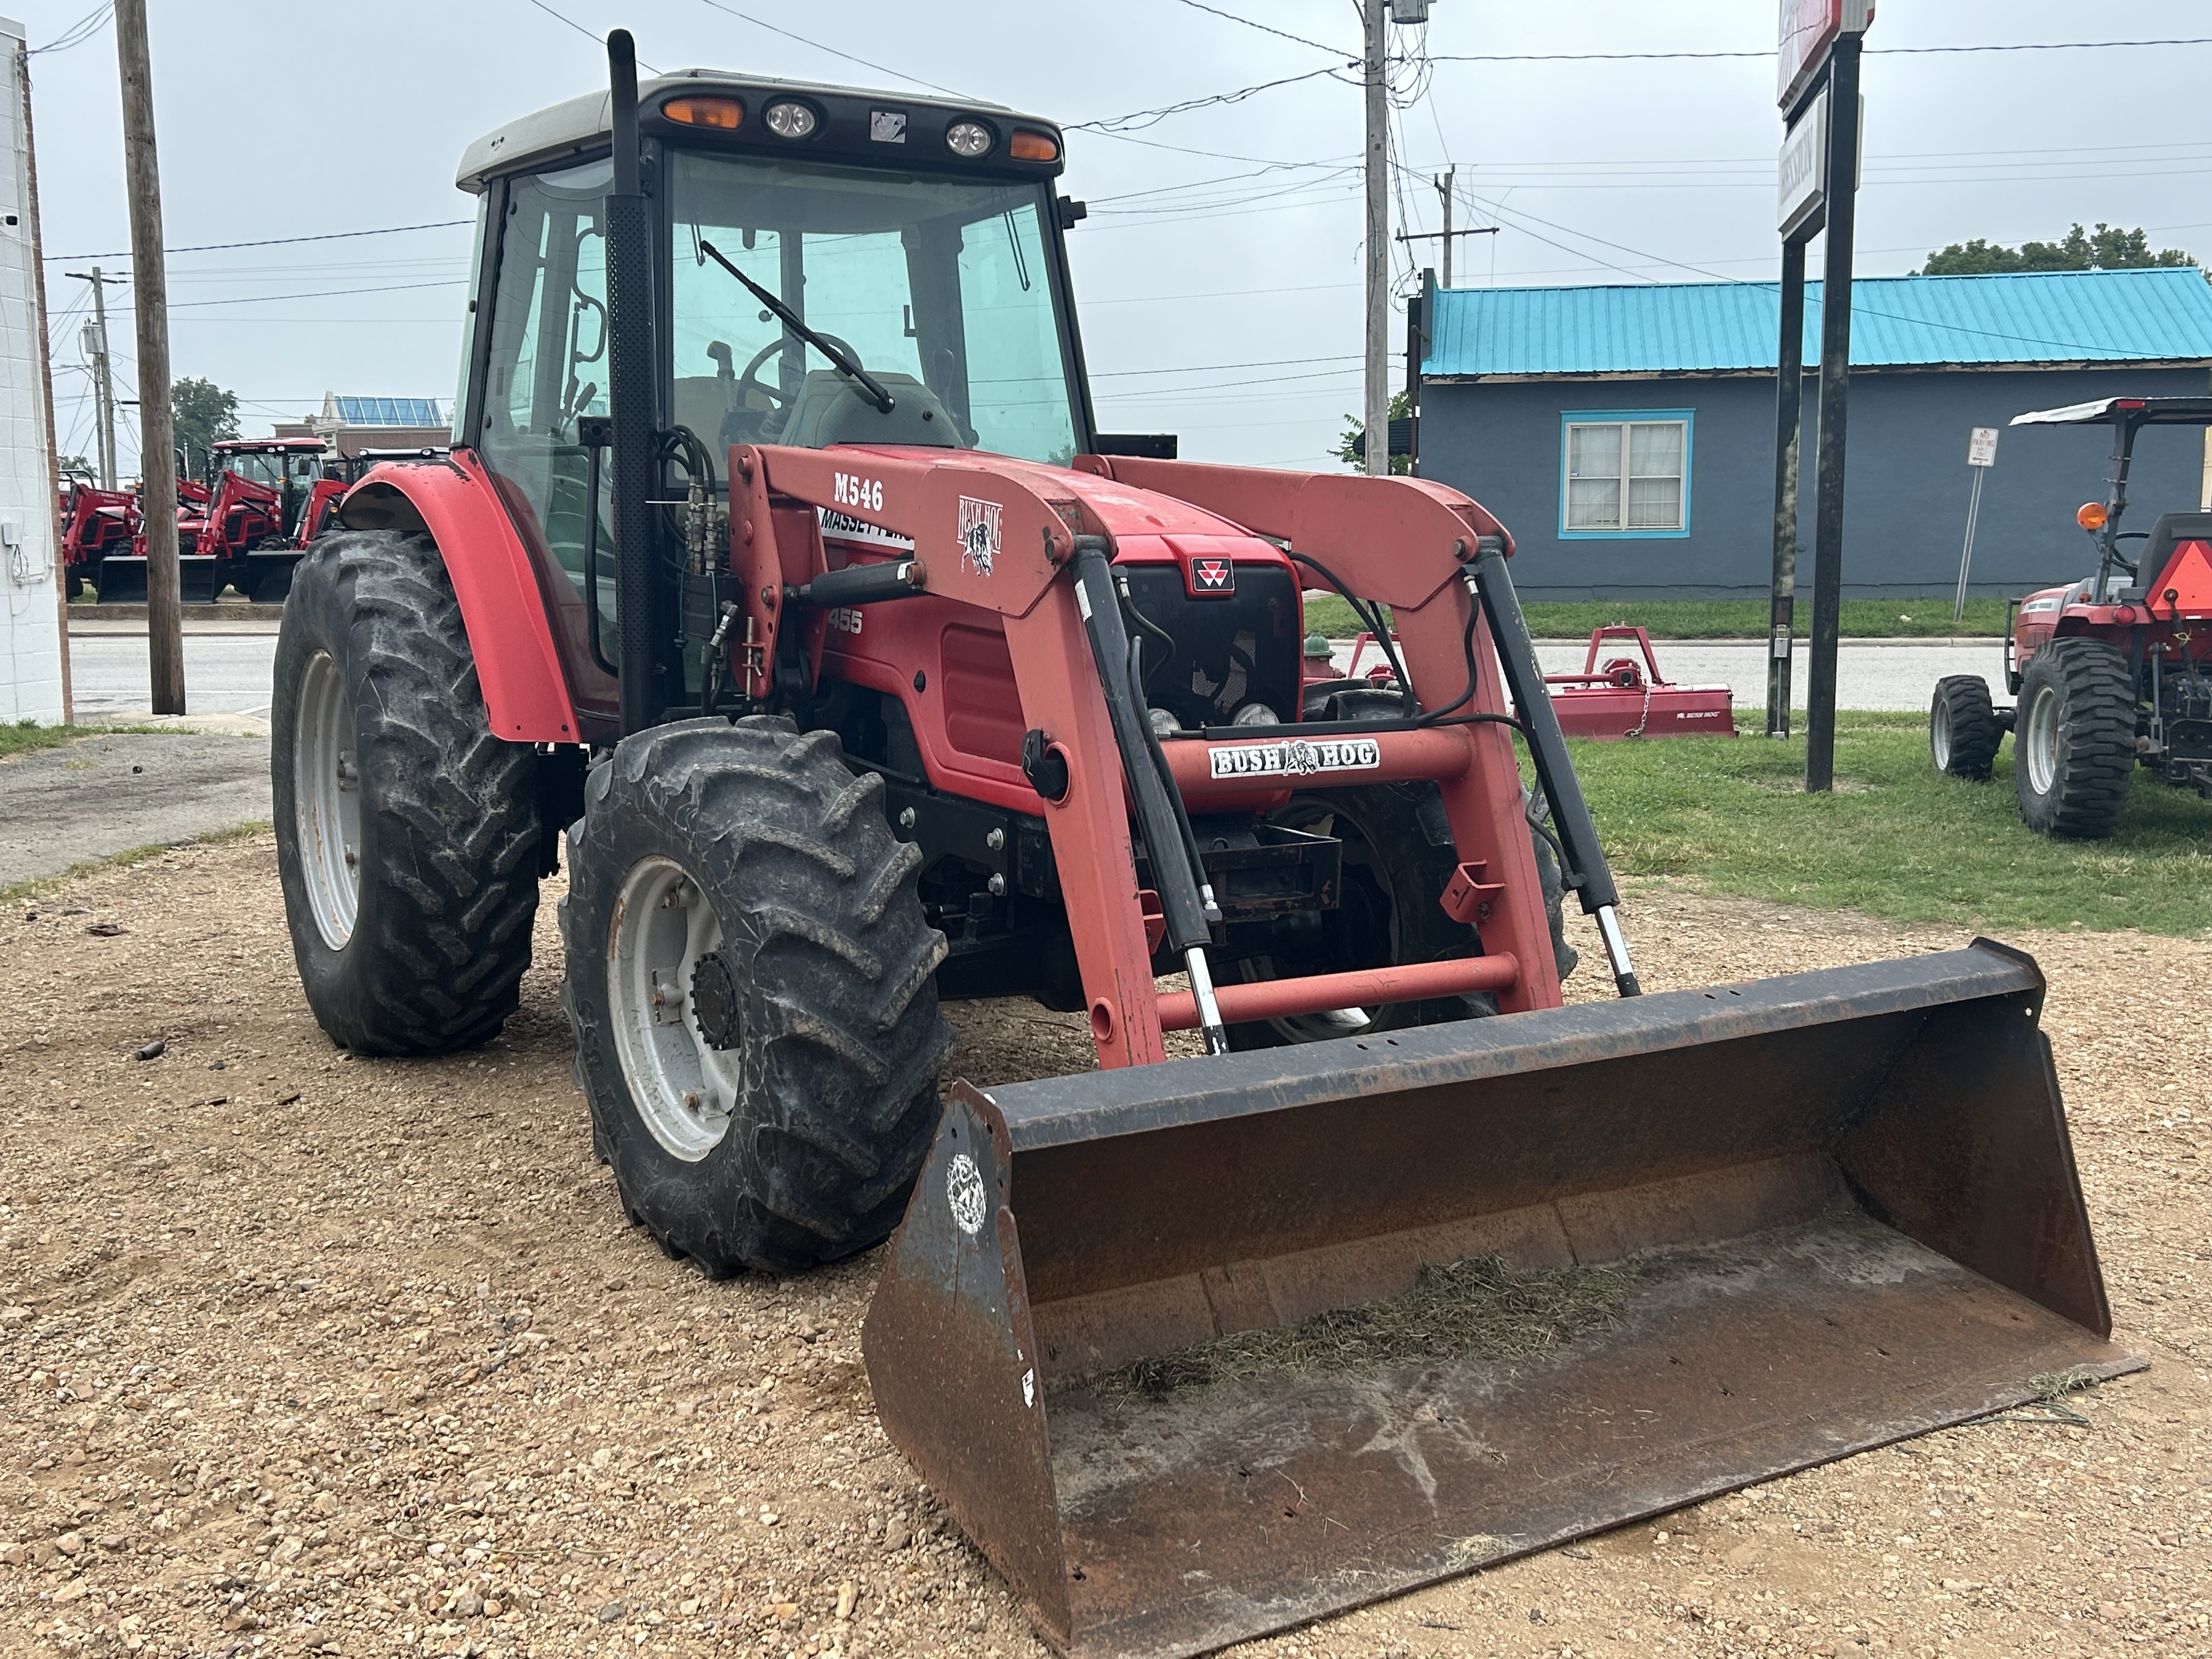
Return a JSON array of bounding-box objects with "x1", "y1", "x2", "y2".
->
[
  {"x1": 96, "y1": 437, "x2": 342, "y2": 604},
  {"x1": 1931, "y1": 396, "x2": 2212, "y2": 835},
  {"x1": 57, "y1": 471, "x2": 140, "y2": 599},
  {"x1": 266, "y1": 36, "x2": 2126, "y2": 1657}
]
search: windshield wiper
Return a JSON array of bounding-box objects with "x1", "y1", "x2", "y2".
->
[{"x1": 696, "y1": 238, "x2": 895, "y2": 415}]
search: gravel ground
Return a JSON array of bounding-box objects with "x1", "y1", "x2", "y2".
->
[{"x1": 0, "y1": 836, "x2": 2205, "y2": 1659}]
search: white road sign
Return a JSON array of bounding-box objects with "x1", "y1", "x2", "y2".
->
[{"x1": 1967, "y1": 427, "x2": 1999, "y2": 469}]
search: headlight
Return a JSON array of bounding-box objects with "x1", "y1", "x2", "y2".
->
[
  {"x1": 945, "y1": 121, "x2": 994, "y2": 159},
  {"x1": 1231, "y1": 702, "x2": 1280, "y2": 727},
  {"x1": 1148, "y1": 707, "x2": 1183, "y2": 737},
  {"x1": 763, "y1": 100, "x2": 817, "y2": 140}
]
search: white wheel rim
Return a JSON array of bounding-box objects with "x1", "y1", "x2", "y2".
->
[
  {"x1": 1930, "y1": 698, "x2": 1953, "y2": 770},
  {"x1": 607, "y1": 856, "x2": 740, "y2": 1161},
  {"x1": 2025, "y1": 684, "x2": 2062, "y2": 795},
  {"x1": 294, "y1": 650, "x2": 362, "y2": 950}
]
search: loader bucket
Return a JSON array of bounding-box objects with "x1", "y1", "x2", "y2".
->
[{"x1": 862, "y1": 941, "x2": 2139, "y2": 1659}]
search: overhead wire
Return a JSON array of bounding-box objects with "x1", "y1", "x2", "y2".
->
[
  {"x1": 29, "y1": 1, "x2": 111, "y2": 55},
  {"x1": 695, "y1": 0, "x2": 978, "y2": 98},
  {"x1": 1171, "y1": 0, "x2": 1350, "y2": 57}
]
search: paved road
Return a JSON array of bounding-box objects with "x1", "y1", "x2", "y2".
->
[
  {"x1": 73, "y1": 628, "x2": 2004, "y2": 724},
  {"x1": 0, "y1": 732, "x2": 270, "y2": 888},
  {"x1": 67, "y1": 628, "x2": 281, "y2": 720}
]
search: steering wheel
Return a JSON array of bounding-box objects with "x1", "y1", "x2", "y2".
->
[{"x1": 729, "y1": 331, "x2": 862, "y2": 427}]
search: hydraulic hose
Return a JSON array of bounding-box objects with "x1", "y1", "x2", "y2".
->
[{"x1": 1070, "y1": 538, "x2": 1228, "y2": 1052}]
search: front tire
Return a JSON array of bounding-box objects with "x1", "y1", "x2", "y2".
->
[
  {"x1": 272, "y1": 530, "x2": 542, "y2": 1053},
  {"x1": 1930, "y1": 675, "x2": 2003, "y2": 780},
  {"x1": 559, "y1": 718, "x2": 955, "y2": 1276},
  {"x1": 2013, "y1": 640, "x2": 2136, "y2": 839}
]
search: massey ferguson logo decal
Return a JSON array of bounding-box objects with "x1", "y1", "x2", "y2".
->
[
  {"x1": 1192, "y1": 557, "x2": 1234, "y2": 594},
  {"x1": 1208, "y1": 736, "x2": 1382, "y2": 779},
  {"x1": 957, "y1": 495, "x2": 1001, "y2": 577}
]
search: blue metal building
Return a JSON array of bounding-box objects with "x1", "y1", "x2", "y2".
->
[{"x1": 1415, "y1": 268, "x2": 2212, "y2": 600}]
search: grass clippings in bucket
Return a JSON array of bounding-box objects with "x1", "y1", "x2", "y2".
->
[{"x1": 1087, "y1": 1254, "x2": 1633, "y2": 1400}]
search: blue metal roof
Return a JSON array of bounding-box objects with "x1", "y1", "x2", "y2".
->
[
  {"x1": 1424, "y1": 267, "x2": 2212, "y2": 379},
  {"x1": 336, "y1": 395, "x2": 444, "y2": 426}
]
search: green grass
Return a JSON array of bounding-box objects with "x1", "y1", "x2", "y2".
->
[
  {"x1": 0, "y1": 720, "x2": 105, "y2": 759},
  {"x1": 0, "y1": 719, "x2": 178, "y2": 759},
  {"x1": 1570, "y1": 713, "x2": 2211, "y2": 939},
  {"x1": 1299, "y1": 595, "x2": 2014, "y2": 640}
]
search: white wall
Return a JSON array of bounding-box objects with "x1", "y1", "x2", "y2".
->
[{"x1": 0, "y1": 17, "x2": 65, "y2": 725}]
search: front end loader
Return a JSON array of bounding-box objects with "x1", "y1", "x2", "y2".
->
[{"x1": 270, "y1": 34, "x2": 2137, "y2": 1658}]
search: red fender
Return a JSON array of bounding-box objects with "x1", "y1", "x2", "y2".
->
[{"x1": 335, "y1": 449, "x2": 581, "y2": 742}]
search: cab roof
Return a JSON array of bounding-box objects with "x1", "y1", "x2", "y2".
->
[
  {"x1": 2012, "y1": 396, "x2": 2212, "y2": 428},
  {"x1": 456, "y1": 69, "x2": 1059, "y2": 193}
]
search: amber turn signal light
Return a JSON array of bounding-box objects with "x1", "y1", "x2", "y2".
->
[
  {"x1": 2076, "y1": 501, "x2": 2108, "y2": 531},
  {"x1": 663, "y1": 96, "x2": 744, "y2": 130},
  {"x1": 1008, "y1": 128, "x2": 1060, "y2": 162}
]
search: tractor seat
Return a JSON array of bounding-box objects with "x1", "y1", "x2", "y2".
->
[
  {"x1": 775, "y1": 371, "x2": 964, "y2": 451},
  {"x1": 2121, "y1": 512, "x2": 2212, "y2": 605}
]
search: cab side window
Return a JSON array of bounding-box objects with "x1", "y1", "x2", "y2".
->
[{"x1": 477, "y1": 159, "x2": 614, "y2": 611}]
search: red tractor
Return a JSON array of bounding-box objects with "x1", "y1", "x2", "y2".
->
[
  {"x1": 57, "y1": 472, "x2": 140, "y2": 599},
  {"x1": 1931, "y1": 396, "x2": 2212, "y2": 835},
  {"x1": 266, "y1": 37, "x2": 2124, "y2": 1657},
  {"x1": 99, "y1": 437, "x2": 343, "y2": 604}
]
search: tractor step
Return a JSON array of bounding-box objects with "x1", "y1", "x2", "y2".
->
[{"x1": 864, "y1": 940, "x2": 2131, "y2": 1659}]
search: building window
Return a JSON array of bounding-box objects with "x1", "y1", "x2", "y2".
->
[{"x1": 1559, "y1": 410, "x2": 1692, "y2": 538}]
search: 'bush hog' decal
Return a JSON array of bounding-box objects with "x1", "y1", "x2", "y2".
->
[{"x1": 1206, "y1": 736, "x2": 1383, "y2": 778}]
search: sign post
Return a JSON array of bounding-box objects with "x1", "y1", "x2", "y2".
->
[
  {"x1": 1764, "y1": 0, "x2": 1872, "y2": 782},
  {"x1": 1952, "y1": 427, "x2": 1999, "y2": 623}
]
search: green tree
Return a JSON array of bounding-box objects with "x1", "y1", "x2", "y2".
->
[
  {"x1": 1335, "y1": 390, "x2": 1413, "y2": 475},
  {"x1": 171, "y1": 377, "x2": 241, "y2": 464},
  {"x1": 1917, "y1": 223, "x2": 2199, "y2": 276},
  {"x1": 57, "y1": 453, "x2": 94, "y2": 478}
]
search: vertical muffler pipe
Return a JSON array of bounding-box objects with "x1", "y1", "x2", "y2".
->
[
  {"x1": 605, "y1": 31, "x2": 663, "y2": 734},
  {"x1": 1469, "y1": 536, "x2": 1640, "y2": 995}
]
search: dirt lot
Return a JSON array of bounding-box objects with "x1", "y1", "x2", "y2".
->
[{"x1": 0, "y1": 835, "x2": 2205, "y2": 1659}]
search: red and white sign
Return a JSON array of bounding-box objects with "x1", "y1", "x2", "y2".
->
[
  {"x1": 1967, "y1": 427, "x2": 1999, "y2": 469},
  {"x1": 1779, "y1": 0, "x2": 1873, "y2": 110}
]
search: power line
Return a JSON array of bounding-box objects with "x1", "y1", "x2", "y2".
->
[
  {"x1": 1171, "y1": 0, "x2": 1350, "y2": 57},
  {"x1": 30, "y1": 1, "x2": 111, "y2": 54},
  {"x1": 521, "y1": 0, "x2": 661, "y2": 73},
  {"x1": 695, "y1": 0, "x2": 975, "y2": 98},
  {"x1": 1070, "y1": 65, "x2": 1353, "y2": 134},
  {"x1": 43, "y1": 219, "x2": 472, "y2": 263},
  {"x1": 1427, "y1": 36, "x2": 2212, "y2": 64}
]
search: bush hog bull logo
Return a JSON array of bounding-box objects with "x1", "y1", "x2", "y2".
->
[
  {"x1": 1208, "y1": 736, "x2": 1383, "y2": 779},
  {"x1": 957, "y1": 495, "x2": 1001, "y2": 577},
  {"x1": 1192, "y1": 557, "x2": 1234, "y2": 594}
]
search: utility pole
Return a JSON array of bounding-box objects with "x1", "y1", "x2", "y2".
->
[
  {"x1": 115, "y1": 0, "x2": 183, "y2": 712},
  {"x1": 1437, "y1": 169, "x2": 1454, "y2": 289},
  {"x1": 1362, "y1": 0, "x2": 1390, "y2": 476},
  {"x1": 66, "y1": 268, "x2": 117, "y2": 486}
]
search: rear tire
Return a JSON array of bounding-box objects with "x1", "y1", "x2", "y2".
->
[
  {"x1": 1929, "y1": 675, "x2": 2003, "y2": 780},
  {"x1": 2012, "y1": 640, "x2": 2136, "y2": 839},
  {"x1": 272, "y1": 529, "x2": 542, "y2": 1053},
  {"x1": 559, "y1": 718, "x2": 955, "y2": 1276}
]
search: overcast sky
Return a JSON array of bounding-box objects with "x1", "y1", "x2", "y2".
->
[{"x1": 18, "y1": 0, "x2": 2212, "y2": 473}]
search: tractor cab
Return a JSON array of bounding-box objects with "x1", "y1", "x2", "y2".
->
[
  {"x1": 208, "y1": 437, "x2": 333, "y2": 539},
  {"x1": 450, "y1": 70, "x2": 1090, "y2": 673}
]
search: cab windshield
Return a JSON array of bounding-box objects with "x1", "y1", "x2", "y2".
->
[
  {"x1": 667, "y1": 150, "x2": 1080, "y2": 465},
  {"x1": 216, "y1": 450, "x2": 285, "y2": 488}
]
